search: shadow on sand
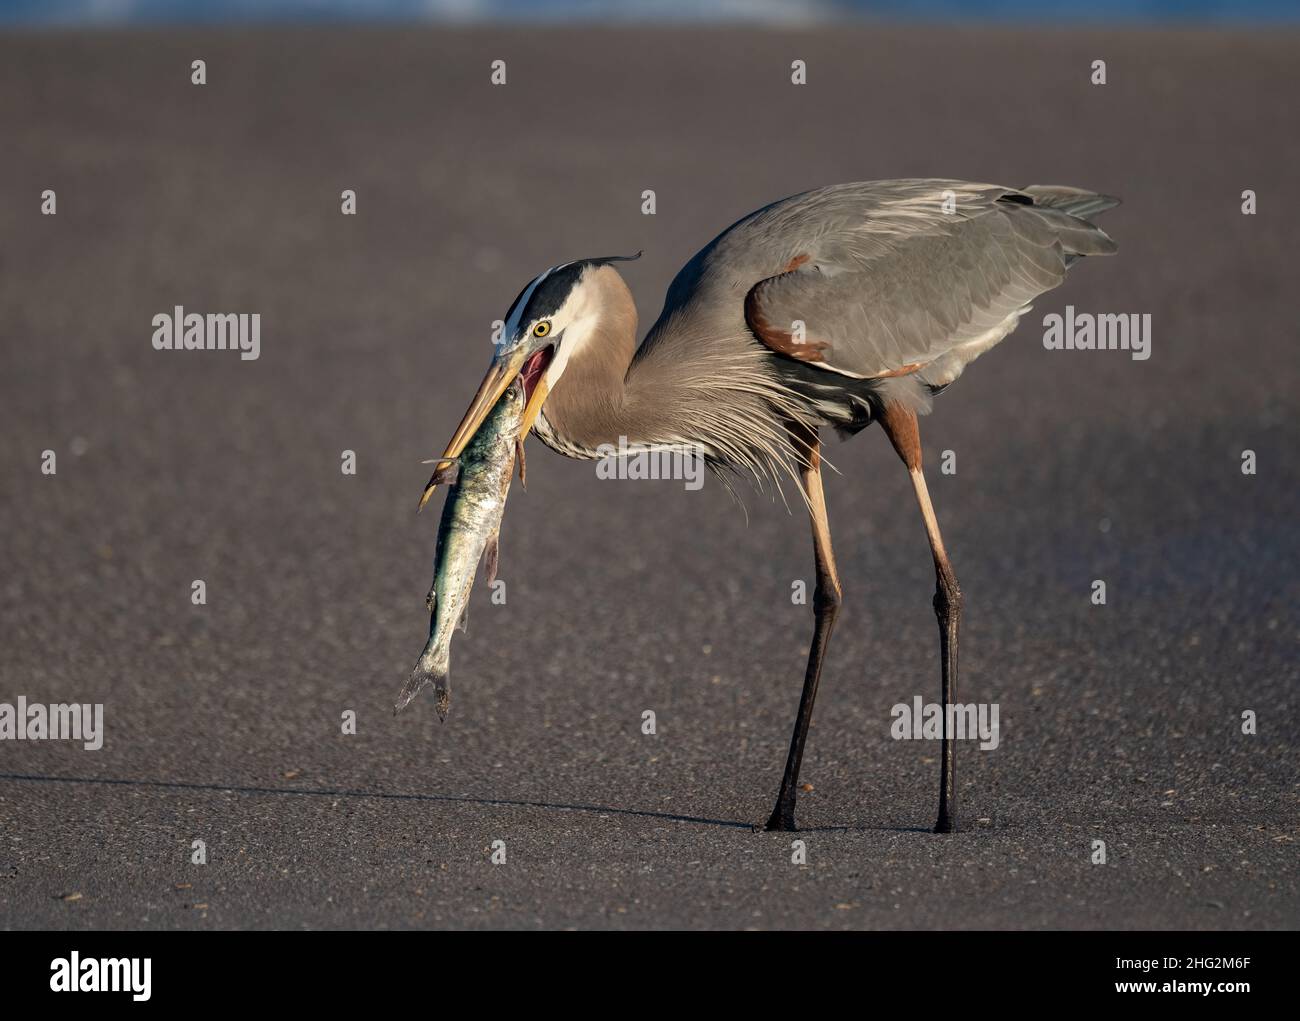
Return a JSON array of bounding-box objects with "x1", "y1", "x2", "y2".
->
[{"x1": 0, "y1": 772, "x2": 929, "y2": 833}]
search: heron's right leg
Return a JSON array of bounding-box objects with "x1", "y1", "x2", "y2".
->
[
  {"x1": 764, "y1": 431, "x2": 842, "y2": 832},
  {"x1": 878, "y1": 401, "x2": 962, "y2": 834}
]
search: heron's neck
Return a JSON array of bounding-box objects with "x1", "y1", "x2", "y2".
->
[
  {"x1": 535, "y1": 275, "x2": 807, "y2": 485},
  {"x1": 534, "y1": 302, "x2": 670, "y2": 458}
]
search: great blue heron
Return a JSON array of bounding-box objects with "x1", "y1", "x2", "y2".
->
[{"x1": 421, "y1": 179, "x2": 1119, "y2": 833}]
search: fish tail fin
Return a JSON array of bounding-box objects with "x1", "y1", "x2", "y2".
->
[{"x1": 394, "y1": 658, "x2": 451, "y2": 720}]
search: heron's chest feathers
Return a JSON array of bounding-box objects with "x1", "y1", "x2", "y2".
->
[{"x1": 531, "y1": 410, "x2": 609, "y2": 460}]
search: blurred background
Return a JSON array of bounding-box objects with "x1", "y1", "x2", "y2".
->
[{"x1": 2, "y1": 0, "x2": 1299, "y2": 26}]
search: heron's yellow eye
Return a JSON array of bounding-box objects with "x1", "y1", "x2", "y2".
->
[{"x1": 532, "y1": 320, "x2": 551, "y2": 338}]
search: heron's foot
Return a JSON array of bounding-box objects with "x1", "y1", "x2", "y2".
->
[
  {"x1": 763, "y1": 804, "x2": 798, "y2": 832},
  {"x1": 933, "y1": 813, "x2": 958, "y2": 834}
]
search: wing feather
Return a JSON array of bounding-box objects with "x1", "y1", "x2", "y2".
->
[{"x1": 738, "y1": 180, "x2": 1116, "y2": 381}]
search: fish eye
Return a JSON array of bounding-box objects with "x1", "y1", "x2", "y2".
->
[{"x1": 532, "y1": 320, "x2": 551, "y2": 338}]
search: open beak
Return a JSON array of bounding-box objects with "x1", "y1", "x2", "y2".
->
[
  {"x1": 418, "y1": 344, "x2": 555, "y2": 510},
  {"x1": 518, "y1": 375, "x2": 549, "y2": 439},
  {"x1": 418, "y1": 349, "x2": 526, "y2": 510}
]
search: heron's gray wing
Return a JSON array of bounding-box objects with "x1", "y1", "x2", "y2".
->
[{"x1": 741, "y1": 181, "x2": 1117, "y2": 382}]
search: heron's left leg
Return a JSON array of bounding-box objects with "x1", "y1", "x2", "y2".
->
[
  {"x1": 764, "y1": 428, "x2": 842, "y2": 832},
  {"x1": 878, "y1": 402, "x2": 963, "y2": 834}
]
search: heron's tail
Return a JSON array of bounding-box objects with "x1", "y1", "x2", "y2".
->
[
  {"x1": 1016, "y1": 184, "x2": 1120, "y2": 264},
  {"x1": 1019, "y1": 185, "x2": 1121, "y2": 221}
]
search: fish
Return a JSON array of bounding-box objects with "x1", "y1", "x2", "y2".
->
[{"x1": 396, "y1": 379, "x2": 528, "y2": 720}]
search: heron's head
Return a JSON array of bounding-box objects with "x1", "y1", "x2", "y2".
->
[{"x1": 421, "y1": 253, "x2": 640, "y2": 507}]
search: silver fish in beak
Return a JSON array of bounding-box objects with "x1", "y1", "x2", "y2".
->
[{"x1": 396, "y1": 379, "x2": 528, "y2": 720}]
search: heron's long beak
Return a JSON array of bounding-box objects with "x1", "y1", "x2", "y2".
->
[{"x1": 418, "y1": 348, "x2": 527, "y2": 510}]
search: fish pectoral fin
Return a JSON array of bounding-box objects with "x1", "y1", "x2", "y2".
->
[
  {"x1": 516, "y1": 438, "x2": 527, "y2": 490},
  {"x1": 456, "y1": 604, "x2": 469, "y2": 634},
  {"x1": 425, "y1": 589, "x2": 436, "y2": 614},
  {"x1": 483, "y1": 532, "x2": 500, "y2": 586}
]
